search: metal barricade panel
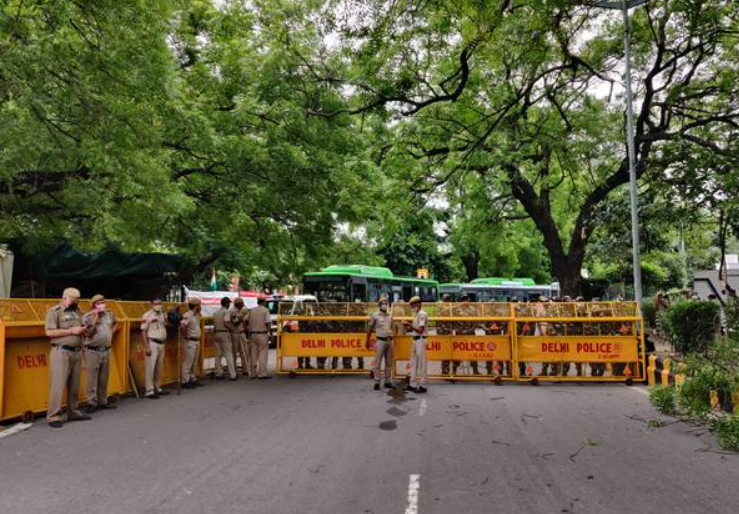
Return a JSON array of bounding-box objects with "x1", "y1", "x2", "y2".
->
[
  {"x1": 514, "y1": 301, "x2": 645, "y2": 382},
  {"x1": 278, "y1": 301, "x2": 643, "y2": 382},
  {"x1": 278, "y1": 303, "x2": 517, "y2": 380}
]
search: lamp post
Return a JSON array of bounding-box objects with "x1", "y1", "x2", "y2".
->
[{"x1": 592, "y1": 0, "x2": 650, "y2": 306}]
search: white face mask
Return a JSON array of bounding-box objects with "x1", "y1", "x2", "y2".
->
[{"x1": 380, "y1": 304, "x2": 388, "y2": 312}]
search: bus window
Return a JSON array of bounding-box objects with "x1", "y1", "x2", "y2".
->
[
  {"x1": 420, "y1": 286, "x2": 438, "y2": 302},
  {"x1": 369, "y1": 283, "x2": 385, "y2": 302},
  {"x1": 351, "y1": 283, "x2": 367, "y2": 302},
  {"x1": 403, "y1": 285, "x2": 413, "y2": 301},
  {"x1": 307, "y1": 282, "x2": 349, "y2": 302}
]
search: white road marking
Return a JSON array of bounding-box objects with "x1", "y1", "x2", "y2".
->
[
  {"x1": 405, "y1": 474, "x2": 421, "y2": 514},
  {"x1": 0, "y1": 422, "x2": 33, "y2": 440},
  {"x1": 419, "y1": 399, "x2": 427, "y2": 417}
]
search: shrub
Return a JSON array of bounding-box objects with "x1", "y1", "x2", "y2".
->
[
  {"x1": 661, "y1": 300, "x2": 720, "y2": 354},
  {"x1": 712, "y1": 415, "x2": 739, "y2": 451},
  {"x1": 676, "y1": 378, "x2": 712, "y2": 420},
  {"x1": 642, "y1": 298, "x2": 657, "y2": 329},
  {"x1": 676, "y1": 360, "x2": 731, "y2": 420},
  {"x1": 649, "y1": 386, "x2": 676, "y2": 415}
]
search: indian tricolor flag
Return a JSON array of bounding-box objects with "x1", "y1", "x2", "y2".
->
[{"x1": 209, "y1": 268, "x2": 217, "y2": 291}]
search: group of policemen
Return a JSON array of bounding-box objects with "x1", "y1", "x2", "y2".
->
[
  {"x1": 366, "y1": 295, "x2": 429, "y2": 394},
  {"x1": 207, "y1": 296, "x2": 272, "y2": 383},
  {"x1": 41, "y1": 286, "x2": 640, "y2": 427},
  {"x1": 44, "y1": 288, "x2": 272, "y2": 428}
]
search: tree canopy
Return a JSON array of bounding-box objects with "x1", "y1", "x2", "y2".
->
[{"x1": 2, "y1": 0, "x2": 738, "y2": 294}]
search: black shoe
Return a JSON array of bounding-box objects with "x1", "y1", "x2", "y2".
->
[
  {"x1": 258, "y1": 376, "x2": 272, "y2": 380},
  {"x1": 214, "y1": 376, "x2": 225, "y2": 380},
  {"x1": 384, "y1": 382, "x2": 394, "y2": 389},
  {"x1": 373, "y1": 383, "x2": 380, "y2": 391},
  {"x1": 182, "y1": 382, "x2": 195, "y2": 389},
  {"x1": 229, "y1": 377, "x2": 238, "y2": 381},
  {"x1": 84, "y1": 405, "x2": 97, "y2": 414},
  {"x1": 146, "y1": 394, "x2": 161, "y2": 399},
  {"x1": 416, "y1": 386, "x2": 428, "y2": 394},
  {"x1": 49, "y1": 420, "x2": 64, "y2": 428},
  {"x1": 99, "y1": 403, "x2": 117, "y2": 410},
  {"x1": 193, "y1": 380, "x2": 205, "y2": 387},
  {"x1": 404, "y1": 385, "x2": 416, "y2": 393},
  {"x1": 69, "y1": 414, "x2": 92, "y2": 422},
  {"x1": 157, "y1": 390, "x2": 171, "y2": 396}
]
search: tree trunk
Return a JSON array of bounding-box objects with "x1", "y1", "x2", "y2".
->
[
  {"x1": 549, "y1": 249, "x2": 585, "y2": 298},
  {"x1": 461, "y1": 251, "x2": 480, "y2": 282}
]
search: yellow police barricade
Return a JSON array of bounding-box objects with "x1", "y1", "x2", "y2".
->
[
  {"x1": 201, "y1": 318, "x2": 218, "y2": 374},
  {"x1": 513, "y1": 301, "x2": 645, "y2": 383},
  {"x1": 117, "y1": 301, "x2": 203, "y2": 395},
  {"x1": 0, "y1": 299, "x2": 128, "y2": 422},
  {"x1": 277, "y1": 302, "x2": 375, "y2": 374},
  {"x1": 391, "y1": 302, "x2": 515, "y2": 382}
]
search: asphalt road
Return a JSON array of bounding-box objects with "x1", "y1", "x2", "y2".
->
[{"x1": 1, "y1": 353, "x2": 738, "y2": 514}]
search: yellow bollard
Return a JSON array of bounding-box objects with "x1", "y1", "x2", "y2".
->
[
  {"x1": 647, "y1": 355, "x2": 657, "y2": 387},
  {"x1": 661, "y1": 357, "x2": 672, "y2": 387},
  {"x1": 673, "y1": 362, "x2": 686, "y2": 388},
  {"x1": 710, "y1": 390, "x2": 720, "y2": 410}
]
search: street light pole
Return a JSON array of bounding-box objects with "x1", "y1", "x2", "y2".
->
[
  {"x1": 592, "y1": 0, "x2": 648, "y2": 307},
  {"x1": 621, "y1": 1, "x2": 643, "y2": 307}
]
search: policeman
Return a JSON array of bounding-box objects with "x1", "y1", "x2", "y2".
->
[
  {"x1": 45, "y1": 287, "x2": 91, "y2": 428},
  {"x1": 404, "y1": 296, "x2": 428, "y2": 394},
  {"x1": 180, "y1": 297, "x2": 204, "y2": 389},
  {"x1": 83, "y1": 294, "x2": 119, "y2": 413},
  {"x1": 226, "y1": 297, "x2": 250, "y2": 377},
  {"x1": 536, "y1": 296, "x2": 552, "y2": 377},
  {"x1": 366, "y1": 297, "x2": 394, "y2": 390},
  {"x1": 141, "y1": 298, "x2": 170, "y2": 399},
  {"x1": 456, "y1": 296, "x2": 481, "y2": 376},
  {"x1": 247, "y1": 297, "x2": 272, "y2": 379},
  {"x1": 213, "y1": 297, "x2": 237, "y2": 380},
  {"x1": 559, "y1": 296, "x2": 582, "y2": 377},
  {"x1": 438, "y1": 296, "x2": 455, "y2": 376}
]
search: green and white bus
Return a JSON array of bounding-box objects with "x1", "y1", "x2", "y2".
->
[
  {"x1": 303, "y1": 265, "x2": 439, "y2": 303},
  {"x1": 440, "y1": 277, "x2": 560, "y2": 302}
]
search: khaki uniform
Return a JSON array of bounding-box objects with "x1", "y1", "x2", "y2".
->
[
  {"x1": 83, "y1": 310, "x2": 117, "y2": 407},
  {"x1": 535, "y1": 303, "x2": 551, "y2": 377},
  {"x1": 410, "y1": 309, "x2": 428, "y2": 388},
  {"x1": 181, "y1": 310, "x2": 202, "y2": 383},
  {"x1": 213, "y1": 307, "x2": 236, "y2": 379},
  {"x1": 141, "y1": 308, "x2": 167, "y2": 396},
  {"x1": 45, "y1": 304, "x2": 85, "y2": 422},
  {"x1": 459, "y1": 303, "x2": 487, "y2": 375},
  {"x1": 369, "y1": 310, "x2": 394, "y2": 385},
  {"x1": 228, "y1": 306, "x2": 250, "y2": 376},
  {"x1": 247, "y1": 305, "x2": 271, "y2": 378}
]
